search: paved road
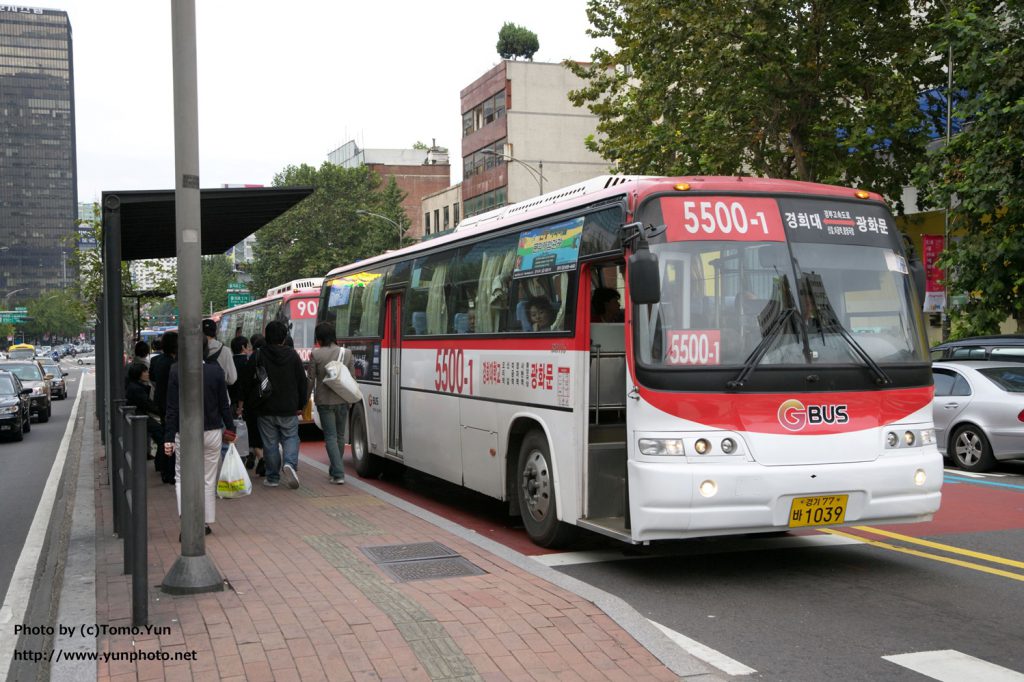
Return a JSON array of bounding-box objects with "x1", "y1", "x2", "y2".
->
[
  {"x1": 300, "y1": 438, "x2": 1024, "y2": 680},
  {"x1": 0, "y1": 362, "x2": 82, "y2": 607}
]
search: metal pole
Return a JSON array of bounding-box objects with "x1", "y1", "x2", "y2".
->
[
  {"x1": 120, "y1": 405, "x2": 135, "y2": 575},
  {"x1": 110, "y1": 399, "x2": 126, "y2": 537},
  {"x1": 942, "y1": 45, "x2": 953, "y2": 342},
  {"x1": 161, "y1": 0, "x2": 222, "y2": 595},
  {"x1": 130, "y1": 415, "x2": 149, "y2": 625}
]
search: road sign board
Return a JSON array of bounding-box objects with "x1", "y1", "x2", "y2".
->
[
  {"x1": 226, "y1": 292, "x2": 253, "y2": 307},
  {"x1": 0, "y1": 311, "x2": 28, "y2": 324}
]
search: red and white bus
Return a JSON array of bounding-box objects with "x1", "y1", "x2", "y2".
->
[
  {"x1": 214, "y1": 277, "x2": 323, "y2": 423},
  {"x1": 319, "y1": 176, "x2": 941, "y2": 547}
]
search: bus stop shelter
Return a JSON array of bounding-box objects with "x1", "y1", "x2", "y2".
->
[{"x1": 97, "y1": 186, "x2": 312, "y2": 449}]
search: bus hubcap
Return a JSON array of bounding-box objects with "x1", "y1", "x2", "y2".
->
[{"x1": 521, "y1": 450, "x2": 550, "y2": 521}]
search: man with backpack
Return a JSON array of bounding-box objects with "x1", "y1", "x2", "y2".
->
[
  {"x1": 203, "y1": 318, "x2": 237, "y2": 387},
  {"x1": 249, "y1": 320, "x2": 307, "y2": 489}
]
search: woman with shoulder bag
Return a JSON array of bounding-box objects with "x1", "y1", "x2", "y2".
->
[{"x1": 309, "y1": 322, "x2": 356, "y2": 484}]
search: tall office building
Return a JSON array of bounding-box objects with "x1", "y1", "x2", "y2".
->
[{"x1": 0, "y1": 6, "x2": 77, "y2": 306}]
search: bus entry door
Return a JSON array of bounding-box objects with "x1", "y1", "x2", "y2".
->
[{"x1": 384, "y1": 293, "x2": 403, "y2": 455}]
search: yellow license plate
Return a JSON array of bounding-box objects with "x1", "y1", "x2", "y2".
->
[{"x1": 788, "y1": 494, "x2": 848, "y2": 528}]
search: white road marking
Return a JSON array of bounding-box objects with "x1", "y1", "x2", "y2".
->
[
  {"x1": 649, "y1": 620, "x2": 756, "y2": 676},
  {"x1": 883, "y1": 650, "x2": 1024, "y2": 681},
  {"x1": 533, "y1": 532, "x2": 863, "y2": 566},
  {"x1": 0, "y1": 374, "x2": 88, "y2": 675}
]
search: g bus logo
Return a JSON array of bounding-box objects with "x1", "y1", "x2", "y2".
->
[{"x1": 778, "y1": 399, "x2": 849, "y2": 431}]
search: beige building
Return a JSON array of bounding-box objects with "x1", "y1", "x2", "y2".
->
[
  {"x1": 421, "y1": 183, "x2": 462, "y2": 238},
  {"x1": 459, "y1": 61, "x2": 608, "y2": 217}
]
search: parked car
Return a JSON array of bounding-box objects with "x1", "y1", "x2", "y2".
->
[
  {"x1": 0, "y1": 360, "x2": 51, "y2": 422},
  {"x1": 930, "y1": 335, "x2": 1024, "y2": 362},
  {"x1": 0, "y1": 370, "x2": 31, "y2": 441},
  {"x1": 932, "y1": 361, "x2": 1024, "y2": 472},
  {"x1": 41, "y1": 361, "x2": 68, "y2": 400}
]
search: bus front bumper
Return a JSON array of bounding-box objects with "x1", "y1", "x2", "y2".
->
[{"x1": 625, "y1": 450, "x2": 943, "y2": 542}]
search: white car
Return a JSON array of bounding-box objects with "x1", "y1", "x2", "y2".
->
[
  {"x1": 76, "y1": 354, "x2": 96, "y2": 365},
  {"x1": 932, "y1": 361, "x2": 1024, "y2": 471}
]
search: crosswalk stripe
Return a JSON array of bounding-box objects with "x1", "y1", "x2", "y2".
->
[
  {"x1": 649, "y1": 620, "x2": 756, "y2": 676},
  {"x1": 883, "y1": 650, "x2": 1024, "y2": 681}
]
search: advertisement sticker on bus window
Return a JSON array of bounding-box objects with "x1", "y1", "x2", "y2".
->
[
  {"x1": 884, "y1": 250, "x2": 909, "y2": 275},
  {"x1": 665, "y1": 330, "x2": 721, "y2": 366},
  {"x1": 776, "y1": 197, "x2": 901, "y2": 249},
  {"x1": 660, "y1": 196, "x2": 785, "y2": 242},
  {"x1": 513, "y1": 216, "x2": 584, "y2": 279}
]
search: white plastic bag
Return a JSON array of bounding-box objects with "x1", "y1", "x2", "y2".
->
[
  {"x1": 323, "y1": 347, "x2": 362, "y2": 404},
  {"x1": 217, "y1": 442, "x2": 252, "y2": 498}
]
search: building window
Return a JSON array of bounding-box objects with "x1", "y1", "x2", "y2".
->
[
  {"x1": 463, "y1": 187, "x2": 508, "y2": 218},
  {"x1": 461, "y1": 89, "x2": 508, "y2": 138},
  {"x1": 443, "y1": 206, "x2": 450, "y2": 229},
  {"x1": 453, "y1": 203, "x2": 460, "y2": 227},
  {"x1": 462, "y1": 138, "x2": 507, "y2": 180},
  {"x1": 424, "y1": 212, "x2": 430, "y2": 234},
  {"x1": 434, "y1": 209, "x2": 440, "y2": 231}
]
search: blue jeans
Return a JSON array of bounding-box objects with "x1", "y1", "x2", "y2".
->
[
  {"x1": 258, "y1": 414, "x2": 299, "y2": 483},
  {"x1": 317, "y1": 403, "x2": 349, "y2": 479}
]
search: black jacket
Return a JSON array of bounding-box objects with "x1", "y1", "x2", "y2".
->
[
  {"x1": 149, "y1": 352, "x2": 175, "y2": 419},
  {"x1": 163, "y1": 361, "x2": 234, "y2": 443},
  {"x1": 125, "y1": 379, "x2": 160, "y2": 418},
  {"x1": 245, "y1": 344, "x2": 307, "y2": 417}
]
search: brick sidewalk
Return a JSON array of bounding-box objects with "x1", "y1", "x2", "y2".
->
[{"x1": 93, "y1": 421, "x2": 702, "y2": 681}]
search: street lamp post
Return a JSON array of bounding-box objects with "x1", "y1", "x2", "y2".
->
[
  {"x1": 3, "y1": 288, "x2": 27, "y2": 305},
  {"x1": 356, "y1": 210, "x2": 406, "y2": 249},
  {"x1": 480, "y1": 149, "x2": 547, "y2": 196}
]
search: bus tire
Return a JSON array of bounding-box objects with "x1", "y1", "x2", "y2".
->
[
  {"x1": 350, "y1": 404, "x2": 381, "y2": 478},
  {"x1": 516, "y1": 430, "x2": 574, "y2": 548},
  {"x1": 950, "y1": 424, "x2": 995, "y2": 473}
]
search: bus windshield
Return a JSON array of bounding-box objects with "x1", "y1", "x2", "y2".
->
[{"x1": 635, "y1": 239, "x2": 927, "y2": 369}]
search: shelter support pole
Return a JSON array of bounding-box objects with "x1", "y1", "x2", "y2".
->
[{"x1": 161, "y1": 0, "x2": 222, "y2": 595}]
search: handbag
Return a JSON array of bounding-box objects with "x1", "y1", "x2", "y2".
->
[
  {"x1": 253, "y1": 349, "x2": 272, "y2": 403},
  {"x1": 323, "y1": 346, "x2": 362, "y2": 403},
  {"x1": 217, "y1": 442, "x2": 252, "y2": 498}
]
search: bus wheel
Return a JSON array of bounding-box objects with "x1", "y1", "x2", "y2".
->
[
  {"x1": 350, "y1": 404, "x2": 381, "y2": 478},
  {"x1": 951, "y1": 424, "x2": 995, "y2": 473},
  {"x1": 517, "y1": 431, "x2": 574, "y2": 548}
]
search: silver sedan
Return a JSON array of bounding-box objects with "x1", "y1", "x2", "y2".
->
[{"x1": 932, "y1": 361, "x2": 1024, "y2": 472}]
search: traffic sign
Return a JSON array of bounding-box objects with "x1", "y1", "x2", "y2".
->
[
  {"x1": 226, "y1": 292, "x2": 252, "y2": 307},
  {"x1": 0, "y1": 310, "x2": 28, "y2": 324}
]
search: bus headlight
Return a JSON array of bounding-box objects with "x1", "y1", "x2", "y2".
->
[
  {"x1": 720, "y1": 438, "x2": 737, "y2": 454},
  {"x1": 914, "y1": 469, "x2": 927, "y2": 486},
  {"x1": 694, "y1": 438, "x2": 712, "y2": 455},
  {"x1": 904, "y1": 431, "x2": 916, "y2": 446},
  {"x1": 886, "y1": 432, "x2": 899, "y2": 448},
  {"x1": 638, "y1": 438, "x2": 685, "y2": 456},
  {"x1": 699, "y1": 480, "x2": 718, "y2": 497},
  {"x1": 919, "y1": 429, "x2": 935, "y2": 446}
]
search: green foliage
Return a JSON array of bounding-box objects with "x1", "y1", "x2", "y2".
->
[
  {"x1": 201, "y1": 255, "x2": 234, "y2": 314},
  {"x1": 497, "y1": 22, "x2": 539, "y2": 61},
  {"x1": 914, "y1": 2, "x2": 1024, "y2": 335},
  {"x1": 412, "y1": 141, "x2": 430, "y2": 150},
  {"x1": 249, "y1": 163, "x2": 409, "y2": 296},
  {"x1": 23, "y1": 290, "x2": 87, "y2": 339},
  {"x1": 0, "y1": 322, "x2": 14, "y2": 341},
  {"x1": 567, "y1": 1, "x2": 942, "y2": 213}
]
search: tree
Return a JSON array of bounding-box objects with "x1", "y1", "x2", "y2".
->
[
  {"x1": 914, "y1": 2, "x2": 1024, "y2": 336},
  {"x1": 497, "y1": 22, "x2": 539, "y2": 61},
  {"x1": 23, "y1": 291, "x2": 87, "y2": 340},
  {"x1": 249, "y1": 163, "x2": 408, "y2": 296},
  {"x1": 201, "y1": 254, "x2": 234, "y2": 315},
  {"x1": 567, "y1": 1, "x2": 943, "y2": 213}
]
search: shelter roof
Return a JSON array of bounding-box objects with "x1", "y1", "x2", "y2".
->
[{"x1": 101, "y1": 187, "x2": 313, "y2": 261}]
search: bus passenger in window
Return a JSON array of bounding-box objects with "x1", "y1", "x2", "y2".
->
[
  {"x1": 592, "y1": 287, "x2": 623, "y2": 323},
  {"x1": 527, "y1": 297, "x2": 555, "y2": 331}
]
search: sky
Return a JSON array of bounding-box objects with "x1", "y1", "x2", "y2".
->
[{"x1": 42, "y1": 0, "x2": 612, "y2": 204}]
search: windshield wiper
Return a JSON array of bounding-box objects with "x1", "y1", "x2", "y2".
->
[
  {"x1": 727, "y1": 305, "x2": 797, "y2": 389},
  {"x1": 816, "y1": 316, "x2": 892, "y2": 386}
]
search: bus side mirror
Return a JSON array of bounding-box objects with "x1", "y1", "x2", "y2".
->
[{"x1": 628, "y1": 248, "x2": 661, "y2": 305}]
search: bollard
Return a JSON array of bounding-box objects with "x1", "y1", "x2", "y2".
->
[
  {"x1": 129, "y1": 414, "x2": 149, "y2": 626},
  {"x1": 119, "y1": 405, "x2": 135, "y2": 574},
  {"x1": 110, "y1": 399, "x2": 126, "y2": 536}
]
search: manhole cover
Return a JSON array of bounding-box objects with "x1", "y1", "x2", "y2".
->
[
  {"x1": 378, "y1": 557, "x2": 486, "y2": 583},
  {"x1": 361, "y1": 542, "x2": 459, "y2": 564}
]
